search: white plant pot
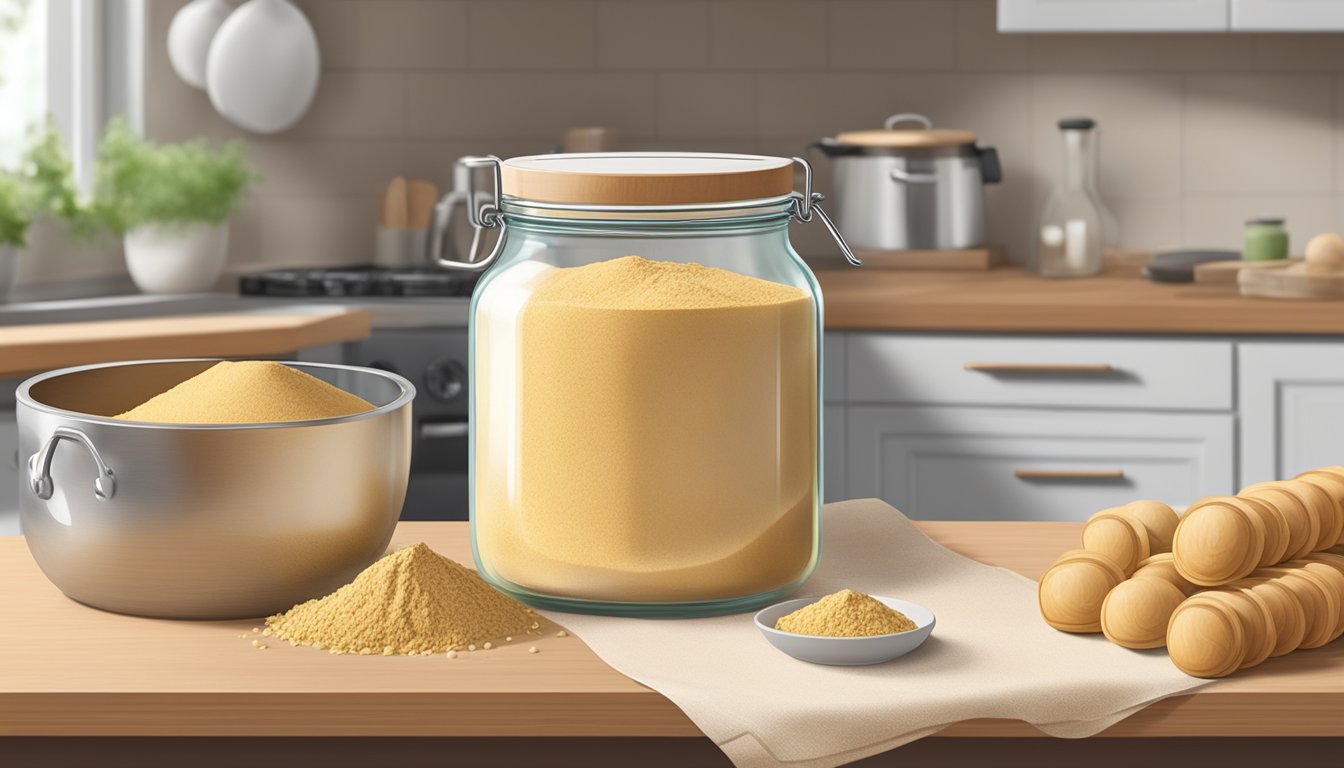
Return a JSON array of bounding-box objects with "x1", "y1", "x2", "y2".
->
[
  {"x1": 124, "y1": 222, "x2": 229, "y2": 294},
  {"x1": 0, "y1": 244, "x2": 17, "y2": 302}
]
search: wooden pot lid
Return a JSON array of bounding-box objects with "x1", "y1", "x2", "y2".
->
[
  {"x1": 833, "y1": 127, "x2": 977, "y2": 148},
  {"x1": 499, "y1": 153, "x2": 795, "y2": 206}
]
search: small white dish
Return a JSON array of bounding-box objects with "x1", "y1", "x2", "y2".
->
[{"x1": 754, "y1": 595, "x2": 936, "y2": 666}]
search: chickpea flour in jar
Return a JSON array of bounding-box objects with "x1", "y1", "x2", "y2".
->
[{"x1": 435, "y1": 153, "x2": 859, "y2": 616}]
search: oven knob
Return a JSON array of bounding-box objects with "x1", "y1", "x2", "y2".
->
[{"x1": 424, "y1": 359, "x2": 466, "y2": 402}]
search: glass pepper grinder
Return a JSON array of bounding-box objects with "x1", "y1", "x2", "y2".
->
[{"x1": 1036, "y1": 118, "x2": 1107, "y2": 277}]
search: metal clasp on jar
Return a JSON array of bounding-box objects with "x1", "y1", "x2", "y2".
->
[
  {"x1": 789, "y1": 156, "x2": 860, "y2": 266},
  {"x1": 434, "y1": 154, "x2": 861, "y2": 270}
]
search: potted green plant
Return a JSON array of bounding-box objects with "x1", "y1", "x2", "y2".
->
[
  {"x1": 0, "y1": 124, "x2": 105, "y2": 301},
  {"x1": 0, "y1": 171, "x2": 28, "y2": 301},
  {"x1": 94, "y1": 118, "x2": 256, "y2": 293}
]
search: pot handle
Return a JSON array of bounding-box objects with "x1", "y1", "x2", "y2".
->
[
  {"x1": 890, "y1": 168, "x2": 939, "y2": 184},
  {"x1": 28, "y1": 426, "x2": 116, "y2": 501},
  {"x1": 884, "y1": 113, "x2": 933, "y2": 130},
  {"x1": 978, "y1": 146, "x2": 1003, "y2": 184}
]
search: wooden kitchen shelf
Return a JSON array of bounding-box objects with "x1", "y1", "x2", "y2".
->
[
  {"x1": 818, "y1": 264, "x2": 1344, "y2": 334},
  {"x1": 2, "y1": 519, "x2": 1342, "y2": 739},
  {"x1": 0, "y1": 309, "x2": 372, "y2": 379}
]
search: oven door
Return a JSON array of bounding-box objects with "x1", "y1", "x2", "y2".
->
[{"x1": 343, "y1": 327, "x2": 470, "y2": 520}]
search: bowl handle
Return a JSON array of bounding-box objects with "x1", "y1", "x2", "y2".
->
[{"x1": 28, "y1": 426, "x2": 117, "y2": 501}]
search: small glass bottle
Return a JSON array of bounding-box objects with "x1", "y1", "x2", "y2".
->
[
  {"x1": 1243, "y1": 217, "x2": 1288, "y2": 261},
  {"x1": 1036, "y1": 118, "x2": 1105, "y2": 278}
]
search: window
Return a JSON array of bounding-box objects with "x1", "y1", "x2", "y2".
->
[
  {"x1": 0, "y1": 0, "x2": 47, "y2": 169},
  {"x1": 0, "y1": 0, "x2": 142, "y2": 189}
]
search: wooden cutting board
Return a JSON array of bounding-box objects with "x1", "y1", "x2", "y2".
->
[
  {"x1": 0, "y1": 309, "x2": 372, "y2": 379},
  {"x1": 1193, "y1": 259, "x2": 1298, "y2": 285},
  {"x1": 1240, "y1": 263, "x2": 1344, "y2": 300}
]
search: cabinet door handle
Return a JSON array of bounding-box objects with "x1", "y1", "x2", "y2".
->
[
  {"x1": 964, "y1": 362, "x2": 1116, "y2": 374},
  {"x1": 1014, "y1": 469, "x2": 1126, "y2": 481}
]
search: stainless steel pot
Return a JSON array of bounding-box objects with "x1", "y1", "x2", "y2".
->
[
  {"x1": 816, "y1": 113, "x2": 1002, "y2": 251},
  {"x1": 16, "y1": 359, "x2": 414, "y2": 619}
]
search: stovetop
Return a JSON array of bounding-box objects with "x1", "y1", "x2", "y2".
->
[{"x1": 239, "y1": 266, "x2": 479, "y2": 298}]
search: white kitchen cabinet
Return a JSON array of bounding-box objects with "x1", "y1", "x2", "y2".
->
[
  {"x1": 846, "y1": 335, "x2": 1231, "y2": 412},
  {"x1": 1231, "y1": 0, "x2": 1344, "y2": 30},
  {"x1": 0, "y1": 411, "x2": 19, "y2": 535},
  {"x1": 1239, "y1": 342, "x2": 1344, "y2": 485},
  {"x1": 998, "y1": 0, "x2": 1230, "y2": 32},
  {"x1": 847, "y1": 405, "x2": 1235, "y2": 521}
]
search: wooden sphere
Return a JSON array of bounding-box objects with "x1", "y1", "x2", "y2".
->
[
  {"x1": 1299, "y1": 561, "x2": 1344, "y2": 642},
  {"x1": 1173, "y1": 501, "x2": 1265, "y2": 586},
  {"x1": 1240, "y1": 579, "x2": 1307, "y2": 656},
  {"x1": 1260, "y1": 567, "x2": 1338, "y2": 649},
  {"x1": 1304, "y1": 232, "x2": 1344, "y2": 274},
  {"x1": 1039, "y1": 556, "x2": 1126, "y2": 633},
  {"x1": 1101, "y1": 577, "x2": 1187, "y2": 649},
  {"x1": 1200, "y1": 589, "x2": 1276, "y2": 669},
  {"x1": 1120, "y1": 500, "x2": 1180, "y2": 554},
  {"x1": 1133, "y1": 553, "x2": 1199, "y2": 596},
  {"x1": 1242, "y1": 482, "x2": 1320, "y2": 560},
  {"x1": 1220, "y1": 495, "x2": 1289, "y2": 566},
  {"x1": 1083, "y1": 511, "x2": 1151, "y2": 575},
  {"x1": 1167, "y1": 596, "x2": 1246, "y2": 678},
  {"x1": 1295, "y1": 471, "x2": 1344, "y2": 548}
]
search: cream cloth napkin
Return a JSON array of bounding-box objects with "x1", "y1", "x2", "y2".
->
[{"x1": 540, "y1": 498, "x2": 1208, "y2": 768}]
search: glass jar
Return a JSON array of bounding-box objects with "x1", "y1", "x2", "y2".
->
[
  {"x1": 436, "y1": 153, "x2": 858, "y2": 617},
  {"x1": 1036, "y1": 118, "x2": 1105, "y2": 278},
  {"x1": 1243, "y1": 217, "x2": 1288, "y2": 262}
]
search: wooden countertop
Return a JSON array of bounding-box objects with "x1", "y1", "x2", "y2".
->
[
  {"x1": 2, "y1": 518, "x2": 1341, "y2": 739},
  {"x1": 0, "y1": 309, "x2": 372, "y2": 379},
  {"x1": 817, "y1": 265, "x2": 1344, "y2": 334}
]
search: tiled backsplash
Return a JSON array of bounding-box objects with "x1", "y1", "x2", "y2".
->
[{"x1": 23, "y1": 0, "x2": 1344, "y2": 284}]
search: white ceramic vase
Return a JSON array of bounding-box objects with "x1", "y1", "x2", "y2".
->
[
  {"x1": 123, "y1": 222, "x2": 229, "y2": 294},
  {"x1": 0, "y1": 244, "x2": 17, "y2": 302}
]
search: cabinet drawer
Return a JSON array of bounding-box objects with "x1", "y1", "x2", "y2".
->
[
  {"x1": 846, "y1": 335, "x2": 1232, "y2": 411},
  {"x1": 846, "y1": 406, "x2": 1234, "y2": 521}
]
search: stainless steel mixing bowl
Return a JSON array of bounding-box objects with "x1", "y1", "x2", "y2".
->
[{"x1": 16, "y1": 359, "x2": 414, "y2": 619}]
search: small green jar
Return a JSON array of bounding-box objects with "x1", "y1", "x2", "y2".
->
[{"x1": 1244, "y1": 217, "x2": 1288, "y2": 262}]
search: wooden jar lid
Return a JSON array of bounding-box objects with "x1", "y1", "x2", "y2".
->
[
  {"x1": 1200, "y1": 589, "x2": 1276, "y2": 669},
  {"x1": 1238, "y1": 579, "x2": 1307, "y2": 656},
  {"x1": 1039, "y1": 555, "x2": 1126, "y2": 633},
  {"x1": 1295, "y1": 471, "x2": 1344, "y2": 548},
  {"x1": 1242, "y1": 482, "x2": 1321, "y2": 560},
  {"x1": 1133, "y1": 553, "x2": 1198, "y2": 596},
  {"x1": 499, "y1": 153, "x2": 796, "y2": 206},
  {"x1": 1083, "y1": 511, "x2": 1151, "y2": 575},
  {"x1": 1167, "y1": 597, "x2": 1246, "y2": 678},
  {"x1": 1173, "y1": 500, "x2": 1265, "y2": 586},
  {"x1": 1119, "y1": 500, "x2": 1180, "y2": 554},
  {"x1": 1100, "y1": 577, "x2": 1187, "y2": 649}
]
